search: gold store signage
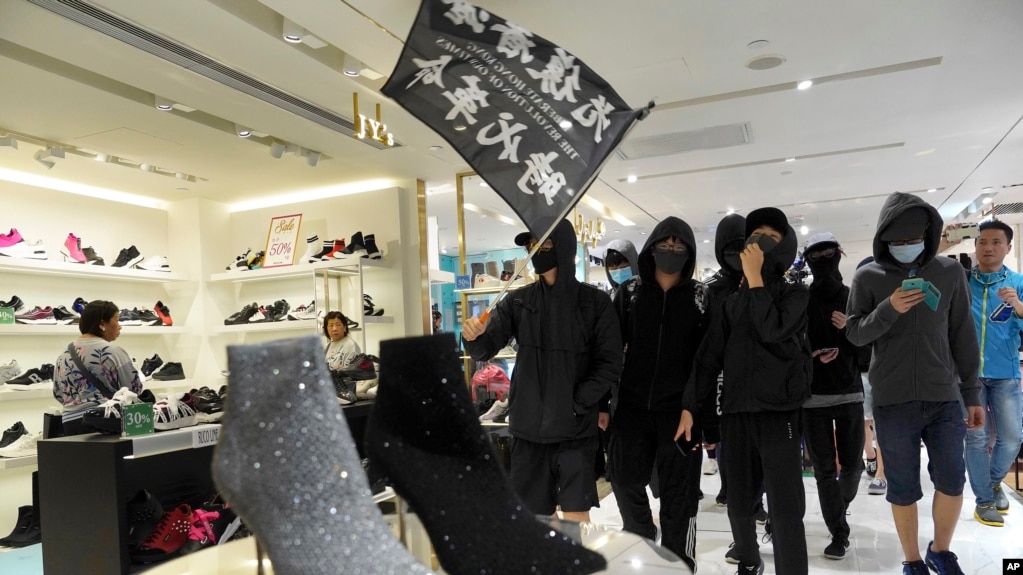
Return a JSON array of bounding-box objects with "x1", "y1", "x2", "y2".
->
[{"x1": 354, "y1": 92, "x2": 395, "y2": 147}]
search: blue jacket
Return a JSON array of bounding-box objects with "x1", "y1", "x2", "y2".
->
[{"x1": 969, "y1": 265, "x2": 1023, "y2": 379}]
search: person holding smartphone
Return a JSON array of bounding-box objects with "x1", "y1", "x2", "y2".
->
[
  {"x1": 800, "y1": 232, "x2": 866, "y2": 560},
  {"x1": 949, "y1": 219, "x2": 1023, "y2": 527},
  {"x1": 845, "y1": 192, "x2": 982, "y2": 575},
  {"x1": 607, "y1": 217, "x2": 707, "y2": 571}
]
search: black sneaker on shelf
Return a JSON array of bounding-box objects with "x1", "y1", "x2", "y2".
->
[
  {"x1": 0, "y1": 421, "x2": 27, "y2": 448},
  {"x1": 341, "y1": 354, "x2": 379, "y2": 381},
  {"x1": 6, "y1": 364, "x2": 55, "y2": 389},
  {"x1": 136, "y1": 308, "x2": 161, "y2": 325},
  {"x1": 112, "y1": 245, "x2": 143, "y2": 268},
  {"x1": 126, "y1": 490, "x2": 165, "y2": 549},
  {"x1": 363, "y1": 233, "x2": 382, "y2": 259},
  {"x1": 152, "y1": 362, "x2": 185, "y2": 381},
  {"x1": 82, "y1": 246, "x2": 105, "y2": 265},
  {"x1": 52, "y1": 305, "x2": 80, "y2": 325},
  {"x1": 0, "y1": 505, "x2": 32, "y2": 546},
  {"x1": 141, "y1": 354, "x2": 164, "y2": 377},
  {"x1": 340, "y1": 231, "x2": 367, "y2": 256},
  {"x1": 0, "y1": 295, "x2": 25, "y2": 312},
  {"x1": 190, "y1": 387, "x2": 224, "y2": 422},
  {"x1": 329, "y1": 370, "x2": 358, "y2": 406},
  {"x1": 224, "y1": 303, "x2": 258, "y2": 325},
  {"x1": 1, "y1": 505, "x2": 40, "y2": 548},
  {"x1": 118, "y1": 308, "x2": 143, "y2": 326},
  {"x1": 269, "y1": 299, "x2": 290, "y2": 322}
]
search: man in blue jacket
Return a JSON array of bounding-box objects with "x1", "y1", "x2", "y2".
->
[
  {"x1": 846, "y1": 192, "x2": 983, "y2": 575},
  {"x1": 462, "y1": 219, "x2": 622, "y2": 523},
  {"x1": 948, "y1": 219, "x2": 1023, "y2": 527}
]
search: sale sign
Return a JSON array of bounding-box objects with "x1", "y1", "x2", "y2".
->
[{"x1": 263, "y1": 213, "x2": 303, "y2": 268}]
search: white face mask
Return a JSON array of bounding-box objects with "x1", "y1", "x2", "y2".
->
[{"x1": 889, "y1": 242, "x2": 925, "y2": 264}]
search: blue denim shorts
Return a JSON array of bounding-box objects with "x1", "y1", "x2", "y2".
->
[{"x1": 873, "y1": 400, "x2": 966, "y2": 505}]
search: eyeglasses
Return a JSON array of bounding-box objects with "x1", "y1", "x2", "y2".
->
[
  {"x1": 654, "y1": 243, "x2": 687, "y2": 254},
  {"x1": 888, "y1": 238, "x2": 924, "y2": 247},
  {"x1": 525, "y1": 240, "x2": 553, "y2": 252},
  {"x1": 806, "y1": 247, "x2": 837, "y2": 261}
]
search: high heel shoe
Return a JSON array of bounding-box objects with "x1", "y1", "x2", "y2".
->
[
  {"x1": 365, "y1": 334, "x2": 607, "y2": 575},
  {"x1": 212, "y1": 335, "x2": 432, "y2": 575}
]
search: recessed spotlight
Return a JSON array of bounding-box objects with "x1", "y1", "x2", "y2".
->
[
  {"x1": 176, "y1": 187, "x2": 189, "y2": 192},
  {"x1": 454, "y1": 125, "x2": 467, "y2": 132},
  {"x1": 139, "y1": 163, "x2": 156, "y2": 172},
  {"x1": 982, "y1": 197, "x2": 993, "y2": 204},
  {"x1": 747, "y1": 40, "x2": 771, "y2": 50},
  {"x1": 235, "y1": 124, "x2": 252, "y2": 138},
  {"x1": 613, "y1": 229, "x2": 621, "y2": 233},
  {"x1": 0, "y1": 136, "x2": 18, "y2": 150},
  {"x1": 559, "y1": 120, "x2": 572, "y2": 129},
  {"x1": 785, "y1": 157, "x2": 795, "y2": 162},
  {"x1": 982, "y1": 187, "x2": 993, "y2": 191},
  {"x1": 154, "y1": 96, "x2": 175, "y2": 111},
  {"x1": 282, "y1": 18, "x2": 304, "y2": 43},
  {"x1": 94, "y1": 153, "x2": 108, "y2": 162},
  {"x1": 703, "y1": 239, "x2": 710, "y2": 243},
  {"x1": 428, "y1": 145, "x2": 443, "y2": 152},
  {"x1": 726, "y1": 208, "x2": 735, "y2": 215},
  {"x1": 440, "y1": 248, "x2": 448, "y2": 254},
  {"x1": 479, "y1": 181, "x2": 489, "y2": 188},
  {"x1": 626, "y1": 175, "x2": 637, "y2": 183},
  {"x1": 746, "y1": 54, "x2": 786, "y2": 70},
  {"x1": 800, "y1": 225, "x2": 809, "y2": 235},
  {"x1": 797, "y1": 80, "x2": 813, "y2": 90},
  {"x1": 639, "y1": 231, "x2": 647, "y2": 235},
  {"x1": 927, "y1": 188, "x2": 937, "y2": 193}
]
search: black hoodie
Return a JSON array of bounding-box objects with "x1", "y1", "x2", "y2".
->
[
  {"x1": 464, "y1": 219, "x2": 623, "y2": 443},
  {"x1": 704, "y1": 214, "x2": 746, "y2": 310},
  {"x1": 612, "y1": 217, "x2": 707, "y2": 412},
  {"x1": 804, "y1": 249, "x2": 863, "y2": 403},
  {"x1": 684, "y1": 210, "x2": 812, "y2": 415}
]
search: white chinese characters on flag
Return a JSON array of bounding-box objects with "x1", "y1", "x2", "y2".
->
[{"x1": 382, "y1": 0, "x2": 651, "y2": 238}]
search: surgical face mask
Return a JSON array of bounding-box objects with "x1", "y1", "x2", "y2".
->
[
  {"x1": 889, "y1": 242, "x2": 925, "y2": 264},
  {"x1": 745, "y1": 233, "x2": 779, "y2": 253},
  {"x1": 531, "y1": 249, "x2": 558, "y2": 274},
  {"x1": 653, "y1": 252, "x2": 688, "y2": 275},
  {"x1": 609, "y1": 267, "x2": 633, "y2": 285}
]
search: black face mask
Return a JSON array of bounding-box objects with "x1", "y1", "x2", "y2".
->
[
  {"x1": 531, "y1": 249, "x2": 558, "y2": 274},
  {"x1": 653, "y1": 252, "x2": 688, "y2": 275},
  {"x1": 745, "y1": 234, "x2": 779, "y2": 253}
]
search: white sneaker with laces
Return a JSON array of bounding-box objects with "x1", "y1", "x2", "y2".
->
[
  {"x1": 703, "y1": 459, "x2": 719, "y2": 475},
  {"x1": 480, "y1": 397, "x2": 509, "y2": 421},
  {"x1": 153, "y1": 393, "x2": 198, "y2": 431},
  {"x1": 868, "y1": 477, "x2": 887, "y2": 495},
  {"x1": 137, "y1": 255, "x2": 171, "y2": 272},
  {"x1": 0, "y1": 431, "x2": 42, "y2": 458},
  {"x1": 0, "y1": 359, "x2": 20, "y2": 381}
]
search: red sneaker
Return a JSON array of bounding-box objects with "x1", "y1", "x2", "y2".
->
[
  {"x1": 154, "y1": 301, "x2": 173, "y2": 326},
  {"x1": 130, "y1": 504, "x2": 192, "y2": 563}
]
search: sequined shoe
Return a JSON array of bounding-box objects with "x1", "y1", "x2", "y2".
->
[{"x1": 211, "y1": 335, "x2": 431, "y2": 575}]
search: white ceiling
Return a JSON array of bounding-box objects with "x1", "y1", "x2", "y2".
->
[{"x1": 1, "y1": 0, "x2": 1021, "y2": 278}]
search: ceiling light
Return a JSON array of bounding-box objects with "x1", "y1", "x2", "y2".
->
[
  {"x1": 428, "y1": 145, "x2": 443, "y2": 152},
  {"x1": 440, "y1": 248, "x2": 448, "y2": 254},
  {"x1": 342, "y1": 54, "x2": 362, "y2": 77},
  {"x1": 33, "y1": 151, "x2": 55, "y2": 170},
  {"x1": 229, "y1": 178, "x2": 397, "y2": 212},
  {"x1": 235, "y1": 124, "x2": 252, "y2": 138},
  {"x1": 269, "y1": 140, "x2": 286, "y2": 159},
  {"x1": 785, "y1": 157, "x2": 795, "y2": 162},
  {"x1": 559, "y1": 120, "x2": 572, "y2": 129},
  {"x1": 94, "y1": 153, "x2": 108, "y2": 162},
  {"x1": 982, "y1": 187, "x2": 993, "y2": 191},
  {"x1": 800, "y1": 225, "x2": 809, "y2": 235},
  {"x1": 927, "y1": 188, "x2": 937, "y2": 193},
  {"x1": 282, "y1": 18, "x2": 304, "y2": 43},
  {"x1": 702, "y1": 239, "x2": 710, "y2": 243},
  {"x1": 301, "y1": 149, "x2": 321, "y2": 167},
  {"x1": 33, "y1": 147, "x2": 64, "y2": 170},
  {"x1": 747, "y1": 40, "x2": 771, "y2": 50},
  {"x1": 0, "y1": 167, "x2": 168, "y2": 209},
  {"x1": 139, "y1": 163, "x2": 156, "y2": 173},
  {"x1": 175, "y1": 172, "x2": 188, "y2": 180},
  {"x1": 0, "y1": 136, "x2": 17, "y2": 150},
  {"x1": 626, "y1": 175, "x2": 637, "y2": 183},
  {"x1": 726, "y1": 208, "x2": 735, "y2": 215},
  {"x1": 746, "y1": 54, "x2": 786, "y2": 70},
  {"x1": 479, "y1": 181, "x2": 489, "y2": 187},
  {"x1": 154, "y1": 96, "x2": 175, "y2": 111},
  {"x1": 453, "y1": 124, "x2": 467, "y2": 132},
  {"x1": 797, "y1": 80, "x2": 813, "y2": 90},
  {"x1": 982, "y1": 197, "x2": 993, "y2": 204}
]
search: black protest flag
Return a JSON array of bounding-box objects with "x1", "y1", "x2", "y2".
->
[{"x1": 383, "y1": 0, "x2": 650, "y2": 239}]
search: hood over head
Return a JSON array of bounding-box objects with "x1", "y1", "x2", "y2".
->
[
  {"x1": 745, "y1": 207, "x2": 798, "y2": 278},
  {"x1": 603, "y1": 239, "x2": 639, "y2": 286},
  {"x1": 638, "y1": 216, "x2": 697, "y2": 281},
  {"x1": 514, "y1": 219, "x2": 579, "y2": 287},
  {"x1": 873, "y1": 192, "x2": 942, "y2": 267},
  {"x1": 715, "y1": 213, "x2": 747, "y2": 276}
]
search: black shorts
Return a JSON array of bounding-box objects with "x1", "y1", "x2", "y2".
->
[{"x1": 510, "y1": 435, "x2": 599, "y2": 515}]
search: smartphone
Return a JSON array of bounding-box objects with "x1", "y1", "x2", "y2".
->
[
  {"x1": 902, "y1": 278, "x2": 925, "y2": 292},
  {"x1": 675, "y1": 432, "x2": 700, "y2": 457},
  {"x1": 819, "y1": 347, "x2": 838, "y2": 353}
]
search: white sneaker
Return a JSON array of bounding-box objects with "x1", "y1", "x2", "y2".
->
[
  {"x1": 0, "y1": 240, "x2": 47, "y2": 259},
  {"x1": 703, "y1": 459, "x2": 719, "y2": 475},
  {"x1": 299, "y1": 235, "x2": 321, "y2": 264},
  {"x1": 287, "y1": 301, "x2": 317, "y2": 321},
  {"x1": 136, "y1": 255, "x2": 171, "y2": 272},
  {"x1": 153, "y1": 393, "x2": 198, "y2": 431},
  {"x1": 0, "y1": 431, "x2": 42, "y2": 458},
  {"x1": 0, "y1": 359, "x2": 20, "y2": 381},
  {"x1": 480, "y1": 397, "x2": 509, "y2": 421},
  {"x1": 475, "y1": 274, "x2": 502, "y2": 289},
  {"x1": 868, "y1": 478, "x2": 887, "y2": 495}
]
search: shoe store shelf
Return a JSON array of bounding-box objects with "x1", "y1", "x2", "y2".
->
[
  {"x1": 0, "y1": 455, "x2": 37, "y2": 471},
  {"x1": 0, "y1": 325, "x2": 190, "y2": 336},
  {"x1": 454, "y1": 284, "x2": 527, "y2": 295},
  {"x1": 0, "y1": 387, "x2": 58, "y2": 403},
  {"x1": 0, "y1": 257, "x2": 189, "y2": 283},
  {"x1": 208, "y1": 256, "x2": 389, "y2": 284},
  {"x1": 123, "y1": 423, "x2": 221, "y2": 460},
  {"x1": 215, "y1": 321, "x2": 320, "y2": 334}
]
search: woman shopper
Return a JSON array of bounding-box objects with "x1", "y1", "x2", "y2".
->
[{"x1": 323, "y1": 311, "x2": 361, "y2": 370}]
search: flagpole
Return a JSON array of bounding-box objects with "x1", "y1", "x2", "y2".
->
[{"x1": 478, "y1": 102, "x2": 655, "y2": 323}]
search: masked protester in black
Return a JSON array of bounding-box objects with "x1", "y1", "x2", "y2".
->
[
  {"x1": 679, "y1": 207, "x2": 812, "y2": 575},
  {"x1": 607, "y1": 216, "x2": 707, "y2": 571},
  {"x1": 462, "y1": 219, "x2": 622, "y2": 524},
  {"x1": 800, "y1": 233, "x2": 866, "y2": 561}
]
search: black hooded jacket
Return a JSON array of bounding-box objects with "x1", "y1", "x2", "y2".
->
[
  {"x1": 684, "y1": 210, "x2": 812, "y2": 415},
  {"x1": 704, "y1": 213, "x2": 746, "y2": 313},
  {"x1": 464, "y1": 219, "x2": 623, "y2": 443},
  {"x1": 804, "y1": 252, "x2": 862, "y2": 399},
  {"x1": 612, "y1": 217, "x2": 707, "y2": 413}
]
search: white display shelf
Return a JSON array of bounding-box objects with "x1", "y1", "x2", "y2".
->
[
  {"x1": 0, "y1": 324, "x2": 189, "y2": 336},
  {"x1": 215, "y1": 320, "x2": 319, "y2": 334},
  {"x1": 0, "y1": 387, "x2": 57, "y2": 403},
  {"x1": 0, "y1": 257, "x2": 188, "y2": 283},
  {"x1": 209, "y1": 256, "x2": 388, "y2": 284},
  {"x1": 454, "y1": 283, "x2": 528, "y2": 295},
  {"x1": 0, "y1": 455, "x2": 38, "y2": 471},
  {"x1": 429, "y1": 269, "x2": 455, "y2": 285},
  {"x1": 123, "y1": 423, "x2": 221, "y2": 459}
]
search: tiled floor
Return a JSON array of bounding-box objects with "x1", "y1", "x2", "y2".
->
[{"x1": 590, "y1": 457, "x2": 1023, "y2": 574}]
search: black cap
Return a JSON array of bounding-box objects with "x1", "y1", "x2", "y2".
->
[
  {"x1": 745, "y1": 207, "x2": 789, "y2": 238},
  {"x1": 514, "y1": 231, "x2": 533, "y2": 247}
]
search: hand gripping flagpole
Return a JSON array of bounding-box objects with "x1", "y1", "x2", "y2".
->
[{"x1": 477, "y1": 102, "x2": 655, "y2": 325}]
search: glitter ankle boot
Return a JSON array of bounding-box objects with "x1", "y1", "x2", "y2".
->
[
  {"x1": 366, "y1": 333, "x2": 607, "y2": 575},
  {"x1": 212, "y1": 335, "x2": 431, "y2": 575}
]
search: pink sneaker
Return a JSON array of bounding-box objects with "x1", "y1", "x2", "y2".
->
[
  {"x1": 0, "y1": 229, "x2": 23, "y2": 248},
  {"x1": 62, "y1": 233, "x2": 87, "y2": 263}
]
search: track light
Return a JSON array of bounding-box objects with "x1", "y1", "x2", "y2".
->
[
  {"x1": 269, "y1": 140, "x2": 286, "y2": 159},
  {"x1": 235, "y1": 124, "x2": 252, "y2": 138},
  {"x1": 282, "y1": 18, "x2": 303, "y2": 43},
  {"x1": 301, "y1": 148, "x2": 321, "y2": 167},
  {"x1": 342, "y1": 54, "x2": 363, "y2": 77},
  {"x1": 33, "y1": 147, "x2": 64, "y2": 170},
  {"x1": 155, "y1": 96, "x2": 175, "y2": 111},
  {"x1": 139, "y1": 163, "x2": 156, "y2": 172},
  {"x1": 0, "y1": 136, "x2": 17, "y2": 150}
]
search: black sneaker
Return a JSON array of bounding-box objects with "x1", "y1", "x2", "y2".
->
[
  {"x1": 0, "y1": 505, "x2": 32, "y2": 546},
  {"x1": 6, "y1": 364, "x2": 55, "y2": 389},
  {"x1": 112, "y1": 245, "x2": 143, "y2": 268},
  {"x1": 865, "y1": 457, "x2": 877, "y2": 477},
  {"x1": 127, "y1": 490, "x2": 165, "y2": 549},
  {"x1": 136, "y1": 308, "x2": 160, "y2": 325},
  {"x1": 52, "y1": 305, "x2": 80, "y2": 325},
  {"x1": 824, "y1": 537, "x2": 849, "y2": 560},
  {"x1": 191, "y1": 387, "x2": 224, "y2": 422},
  {"x1": 0, "y1": 421, "x2": 27, "y2": 448},
  {"x1": 341, "y1": 354, "x2": 379, "y2": 381},
  {"x1": 725, "y1": 542, "x2": 740, "y2": 564},
  {"x1": 2, "y1": 506, "x2": 40, "y2": 548},
  {"x1": 737, "y1": 560, "x2": 764, "y2": 574},
  {"x1": 118, "y1": 308, "x2": 143, "y2": 326},
  {"x1": 152, "y1": 362, "x2": 185, "y2": 381},
  {"x1": 0, "y1": 295, "x2": 24, "y2": 312},
  {"x1": 224, "y1": 303, "x2": 258, "y2": 325},
  {"x1": 82, "y1": 246, "x2": 105, "y2": 265},
  {"x1": 716, "y1": 492, "x2": 727, "y2": 507},
  {"x1": 141, "y1": 354, "x2": 164, "y2": 377},
  {"x1": 330, "y1": 370, "x2": 358, "y2": 405}
]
